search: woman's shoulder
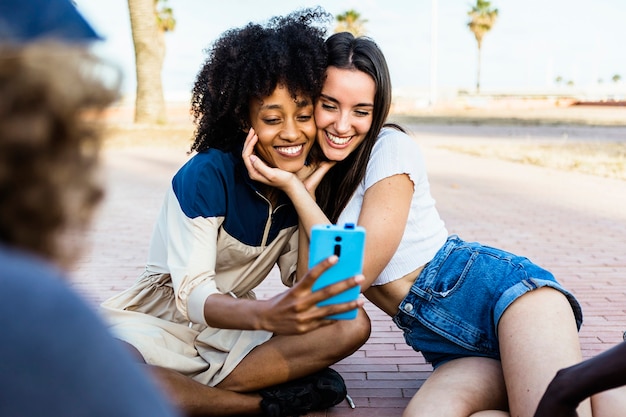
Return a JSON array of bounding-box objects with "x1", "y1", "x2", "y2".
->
[
  {"x1": 175, "y1": 149, "x2": 240, "y2": 183},
  {"x1": 378, "y1": 126, "x2": 417, "y2": 144},
  {"x1": 170, "y1": 149, "x2": 236, "y2": 207},
  {"x1": 372, "y1": 126, "x2": 422, "y2": 159},
  {"x1": 361, "y1": 126, "x2": 426, "y2": 188},
  {"x1": 189, "y1": 148, "x2": 238, "y2": 170}
]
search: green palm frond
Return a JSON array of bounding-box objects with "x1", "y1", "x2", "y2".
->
[
  {"x1": 155, "y1": 0, "x2": 176, "y2": 32},
  {"x1": 334, "y1": 9, "x2": 368, "y2": 37}
]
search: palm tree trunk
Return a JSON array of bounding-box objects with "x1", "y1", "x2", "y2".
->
[
  {"x1": 476, "y1": 44, "x2": 482, "y2": 94},
  {"x1": 128, "y1": 0, "x2": 167, "y2": 124}
]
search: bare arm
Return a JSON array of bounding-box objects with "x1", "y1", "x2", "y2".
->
[
  {"x1": 534, "y1": 341, "x2": 626, "y2": 417},
  {"x1": 355, "y1": 174, "x2": 413, "y2": 289}
]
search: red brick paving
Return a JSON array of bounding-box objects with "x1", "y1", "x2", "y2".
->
[{"x1": 69, "y1": 127, "x2": 626, "y2": 416}]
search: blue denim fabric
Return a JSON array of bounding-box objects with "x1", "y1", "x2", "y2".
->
[{"x1": 392, "y1": 235, "x2": 583, "y2": 368}]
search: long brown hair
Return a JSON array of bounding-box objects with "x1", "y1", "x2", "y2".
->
[{"x1": 315, "y1": 32, "x2": 395, "y2": 222}]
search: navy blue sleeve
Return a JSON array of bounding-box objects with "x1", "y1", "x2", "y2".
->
[{"x1": 172, "y1": 150, "x2": 229, "y2": 219}]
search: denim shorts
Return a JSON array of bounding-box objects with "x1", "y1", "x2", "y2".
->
[{"x1": 392, "y1": 235, "x2": 583, "y2": 368}]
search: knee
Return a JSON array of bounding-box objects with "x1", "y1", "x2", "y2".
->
[
  {"x1": 355, "y1": 307, "x2": 372, "y2": 343},
  {"x1": 332, "y1": 307, "x2": 371, "y2": 353}
]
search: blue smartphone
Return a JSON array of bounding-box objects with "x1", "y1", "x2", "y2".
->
[{"x1": 309, "y1": 223, "x2": 366, "y2": 320}]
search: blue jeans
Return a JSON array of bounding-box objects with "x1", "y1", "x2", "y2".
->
[{"x1": 392, "y1": 235, "x2": 583, "y2": 368}]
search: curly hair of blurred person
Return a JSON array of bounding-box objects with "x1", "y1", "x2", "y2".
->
[
  {"x1": 0, "y1": 42, "x2": 118, "y2": 265},
  {"x1": 190, "y1": 7, "x2": 330, "y2": 153}
]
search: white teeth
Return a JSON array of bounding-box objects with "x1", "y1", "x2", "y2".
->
[
  {"x1": 276, "y1": 144, "x2": 303, "y2": 155},
  {"x1": 327, "y1": 131, "x2": 351, "y2": 145}
]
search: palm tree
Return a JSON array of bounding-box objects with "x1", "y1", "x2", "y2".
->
[
  {"x1": 612, "y1": 74, "x2": 622, "y2": 84},
  {"x1": 334, "y1": 9, "x2": 368, "y2": 36},
  {"x1": 127, "y1": 0, "x2": 176, "y2": 124},
  {"x1": 467, "y1": 0, "x2": 498, "y2": 93}
]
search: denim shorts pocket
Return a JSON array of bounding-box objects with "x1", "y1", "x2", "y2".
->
[{"x1": 427, "y1": 246, "x2": 477, "y2": 297}]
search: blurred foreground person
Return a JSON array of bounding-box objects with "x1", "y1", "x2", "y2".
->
[{"x1": 0, "y1": 0, "x2": 181, "y2": 416}]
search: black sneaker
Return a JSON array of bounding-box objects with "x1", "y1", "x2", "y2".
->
[{"x1": 259, "y1": 368, "x2": 347, "y2": 417}]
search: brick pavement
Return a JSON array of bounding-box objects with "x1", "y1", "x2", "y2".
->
[{"x1": 69, "y1": 127, "x2": 626, "y2": 416}]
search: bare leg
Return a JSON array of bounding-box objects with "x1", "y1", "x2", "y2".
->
[
  {"x1": 218, "y1": 306, "x2": 371, "y2": 391},
  {"x1": 591, "y1": 385, "x2": 626, "y2": 416},
  {"x1": 149, "y1": 366, "x2": 262, "y2": 416},
  {"x1": 119, "y1": 340, "x2": 264, "y2": 416},
  {"x1": 142, "y1": 307, "x2": 369, "y2": 415},
  {"x1": 402, "y1": 357, "x2": 508, "y2": 417},
  {"x1": 498, "y1": 287, "x2": 591, "y2": 417}
]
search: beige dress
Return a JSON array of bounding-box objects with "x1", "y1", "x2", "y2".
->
[{"x1": 101, "y1": 150, "x2": 299, "y2": 386}]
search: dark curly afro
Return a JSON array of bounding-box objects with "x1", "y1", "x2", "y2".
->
[{"x1": 190, "y1": 7, "x2": 330, "y2": 153}]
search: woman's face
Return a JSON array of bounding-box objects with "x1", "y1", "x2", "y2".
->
[
  {"x1": 249, "y1": 84, "x2": 316, "y2": 172},
  {"x1": 314, "y1": 66, "x2": 376, "y2": 162}
]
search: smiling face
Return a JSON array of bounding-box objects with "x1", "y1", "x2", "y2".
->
[
  {"x1": 249, "y1": 84, "x2": 316, "y2": 172},
  {"x1": 314, "y1": 66, "x2": 376, "y2": 162}
]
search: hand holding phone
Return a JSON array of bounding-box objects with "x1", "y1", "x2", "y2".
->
[{"x1": 309, "y1": 223, "x2": 366, "y2": 320}]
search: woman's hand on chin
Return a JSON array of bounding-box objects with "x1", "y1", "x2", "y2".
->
[
  {"x1": 242, "y1": 128, "x2": 296, "y2": 190},
  {"x1": 297, "y1": 160, "x2": 336, "y2": 196}
]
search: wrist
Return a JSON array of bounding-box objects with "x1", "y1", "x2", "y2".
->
[
  {"x1": 284, "y1": 175, "x2": 308, "y2": 198},
  {"x1": 546, "y1": 365, "x2": 587, "y2": 408},
  {"x1": 253, "y1": 299, "x2": 270, "y2": 331}
]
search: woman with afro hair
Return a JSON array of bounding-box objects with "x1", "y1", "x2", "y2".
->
[{"x1": 101, "y1": 8, "x2": 370, "y2": 417}]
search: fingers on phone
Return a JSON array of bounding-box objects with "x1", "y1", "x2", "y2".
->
[
  {"x1": 301, "y1": 255, "x2": 338, "y2": 287},
  {"x1": 318, "y1": 299, "x2": 362, "y2": 319},
  {"x1": 312, "y1": 275, "x2": 362, "y2": 302}
]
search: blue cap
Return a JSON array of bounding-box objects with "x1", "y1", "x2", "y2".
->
[{"x1": 0, "y1": 0, "x2": 101, "y2": 43}]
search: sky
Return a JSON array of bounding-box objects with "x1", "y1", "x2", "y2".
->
[{"x1": 76, "y1": 0, "x2": 626, "y2": 102}]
